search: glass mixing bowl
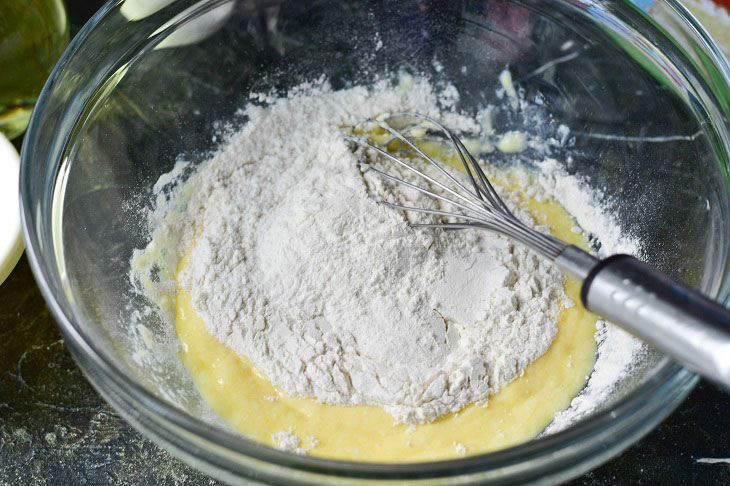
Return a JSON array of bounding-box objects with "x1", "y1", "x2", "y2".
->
[{"x1": 19, "y1": 0, "x2": 730, "y2": 483}]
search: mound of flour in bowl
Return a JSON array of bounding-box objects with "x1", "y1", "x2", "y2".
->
[{"x1": 132, "y1": 76, "x2": 642, "y2": 425}]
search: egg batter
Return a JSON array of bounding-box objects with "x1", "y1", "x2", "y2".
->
[
  {"x1": 126, "y1": 75, "x2": 610, "y2": 462},
  {"x1": 174, "y1": 192, "x2": 598, "y2": 462}
]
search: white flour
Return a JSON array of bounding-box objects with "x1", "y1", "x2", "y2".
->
[
  {"x1": 271, "y1": 429, "x2": 307, "y2": 455},
  {"x1": 510, "y1": 158, "x2": 647, "y2": 434},
  {"x1": 132, "y1": 75, "x2": 644, "y2": 428}
]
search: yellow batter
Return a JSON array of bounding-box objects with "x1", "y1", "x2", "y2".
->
[{"x1": 174, "y1": 186, "x2": 598, "y2": 462}]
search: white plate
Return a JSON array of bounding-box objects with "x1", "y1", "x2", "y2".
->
[{"x1": 0, "y1": 133, "x2": 24, "y2": 285}]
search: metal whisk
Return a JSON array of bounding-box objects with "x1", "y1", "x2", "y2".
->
[{"x1": 348, "y1": 112, "x2": 730, "y2": 389}]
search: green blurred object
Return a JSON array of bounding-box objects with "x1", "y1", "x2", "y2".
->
[{"x1": 0, "y1": 0, "x2": 69, "y2": 140}]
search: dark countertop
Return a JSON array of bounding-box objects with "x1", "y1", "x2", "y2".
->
[
  {"x1": 2, "y1": 257, "x2": 730, "y2": 485},
  {"x1": 2, "y1": 2, "x2": 729, "y2": 484}
]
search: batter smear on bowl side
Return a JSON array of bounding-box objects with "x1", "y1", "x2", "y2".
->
[{"x1": 131, "y1": 74, "x2": 642, "y2": 461}]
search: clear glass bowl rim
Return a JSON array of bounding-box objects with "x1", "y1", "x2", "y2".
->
[{"x1": 18, "y1": 0, "x2": 729, "y2": 482}]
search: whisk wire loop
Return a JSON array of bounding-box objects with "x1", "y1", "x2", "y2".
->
[
  {"x1": 348, "y1": 112, "x2": 567, "y2": 260},
  {"x1": 392, "y1": 112, "x2": 514, "y2": 217},
  {"x1": 347, "y1": 137, "x2": 493, "y2": 218},
  {"x1": 356, "y1": 161, "x2": 493, "y2": 220},
  {"x1": 362, "y1": 118, "x2": 488, "y2": 207}
]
